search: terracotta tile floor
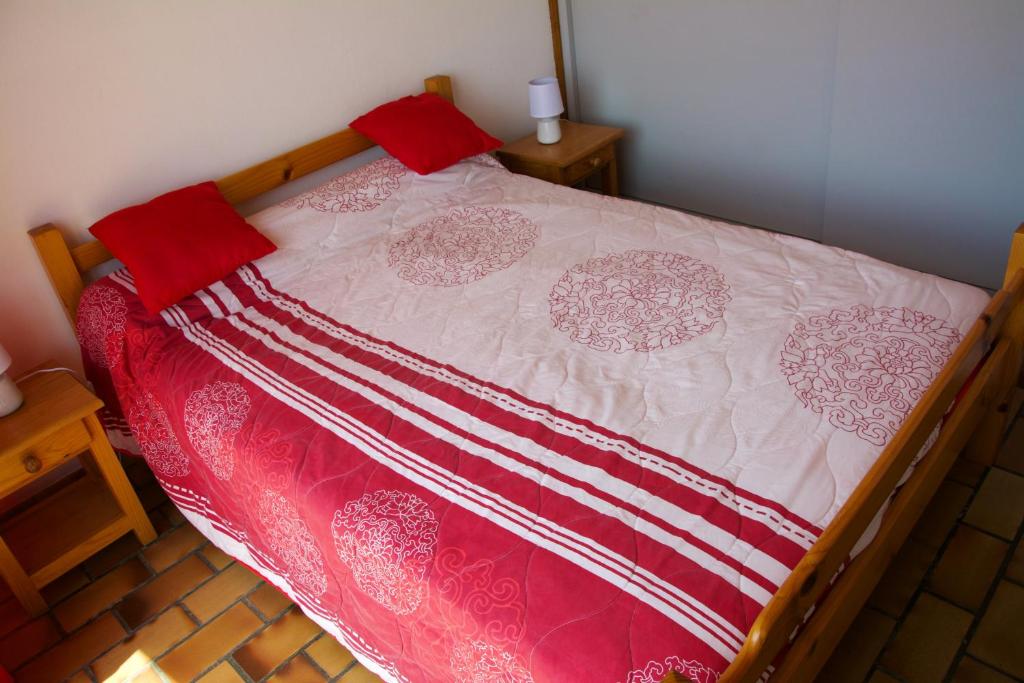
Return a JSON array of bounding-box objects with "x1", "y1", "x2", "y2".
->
[
  {"x1": 0, "y1": 460, "x2": 379, "y2": 683},
  {"x1": 1, "y1": 393, "x2": 1022, "y2": 682},
  {"x1": 819, "y1": 390, "x2": 1024, "y2": 683}
]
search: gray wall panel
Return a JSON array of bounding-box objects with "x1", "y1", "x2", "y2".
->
[
  {"x1": 567, "y1": 0, "x2": 1024, "y2": 288},
  {"x1": 570, "y1": 0, "x2": 842, "y2": 240},
  {"x1": 821, "y1": 0, "x2": 1024, "y2": 289}
]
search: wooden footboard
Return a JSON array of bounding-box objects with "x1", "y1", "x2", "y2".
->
[{"x1": 718, "y1": 224, "x2": 1024, "y2": 682}]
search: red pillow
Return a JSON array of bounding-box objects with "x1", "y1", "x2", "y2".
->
[
  {"x1": 350, "y1": 93, "x2": 502, "y2": 175},
  {"x1": 89, "y1": 181, "x2": 276, "y2": 314}
]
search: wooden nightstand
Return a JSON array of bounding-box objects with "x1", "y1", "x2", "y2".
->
[
  {"x1": 0, "y1": 369, "x2": 156, "y2": 615},
  {"x1": 496, "y1": 121, "x2": 625, "y2": 196}
]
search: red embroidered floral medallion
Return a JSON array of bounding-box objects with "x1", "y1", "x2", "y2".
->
[
  {"x1": 779, "y1": 305, "x2": 961, "y2": 446},
  {"x1": 549, "y1": 250, "x2": 730, "y2": 353},
  {"x1": 332, "y1": 489, "x2": 439, "y2": 615},
  {"x1": 184, "y1": 381, "x2": 250, "y2": 480},
  {"x1": 255, "y1": 490, "x2": 328, "y2": 597},
  {"x1": 76, "y1": 285, "x2": 128, "y2": 368},
  {"x1": 450, "y1": 640, "x2": 534, "y2": 683},
  {"x1": 128, "y1": 391, "x2": 188, "y2": 477},
  {"x1": 624, "y1": 656, "x2": 719, "y2": 683},
  {"x1": 281, "y1": 157, "x2": 406, "y2": 213},
  {"x1": 388, "y1": 206, "x2": 538, "y2": 286}
]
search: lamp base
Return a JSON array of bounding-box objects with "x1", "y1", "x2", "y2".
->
[
  {"x1": 536, "y1": 117, "x2": 562, "y2": 145},
  {"x1": 0, "y1": 373, "x2": 23, "y2": 417}
]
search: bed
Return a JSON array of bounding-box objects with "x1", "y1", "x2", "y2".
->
[{"x1": 29, "y1": 76, "x2": 1024, "y2": 682}]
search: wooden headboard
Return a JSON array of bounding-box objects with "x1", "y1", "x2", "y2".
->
[{"x1": 29, "y1": 74, "x2": 455, "y2": 330}]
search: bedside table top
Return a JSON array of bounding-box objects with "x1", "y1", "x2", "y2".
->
[
  {"x1": 497, "y1": 121, "x2": 624, "y2": 168},
  {"x1": 0, "y1": 370, "x2": 102, "y2": 459}
]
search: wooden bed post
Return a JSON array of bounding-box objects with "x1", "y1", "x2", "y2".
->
[
  {"x1": 1007, "y1": 225, "x2": 1024, "y2": 378},
  {"x1": 964, "y1": 223, "x2": 1024, "y2": 464},
  {"x1": 1002, "y1": 224, "x2": 1024, "y2": 350},
  {"x1": 423, "y1": 75, "x2": 454, "y2": 103},
  {"x1": 547, "y1": 0, "x2": 569, "y2": 115},
  {"x1": 29, "y1": 223, "x2": 84, "y2": 330},
  {"x1": 1004, "y1": 224, "x2": 1024, "y2": 287}
]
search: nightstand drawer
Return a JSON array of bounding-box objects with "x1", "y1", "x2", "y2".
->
[
  {"x1": 0, "y1": 419, "x2": 90, "y2": 496},
  {"x1": 563, "y1": 144, "x2": 614, "y2": 186},
  {"x1": 496, "y1": 121, "x2": 624, "y2": 196}
]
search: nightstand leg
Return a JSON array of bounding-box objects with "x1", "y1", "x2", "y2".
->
[
  {"x1": 83, "y1": 415, "x2": 158, "y2": 545},
  {"x1": 602, "y1": 156, "x2": 620, "y2": 197},
  {"x1": 0, "y1": 537, "x2": 46, "y2": 616}
]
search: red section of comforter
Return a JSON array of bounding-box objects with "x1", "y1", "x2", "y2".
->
[{"x1": 79, "y1": 265, "x2": 817, "y2": 683}]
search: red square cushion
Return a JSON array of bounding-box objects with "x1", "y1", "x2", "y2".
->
[
  {"x1": 350, "y1": 93, "x2": 502, "y2": 175},
  {"x1": 89, "y1": 181, "x2": 276, "y2": 314}
]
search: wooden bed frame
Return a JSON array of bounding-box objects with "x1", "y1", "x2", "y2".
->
[{"x1": 27, "y1": 74, "x2": 1024, "y2": 683}]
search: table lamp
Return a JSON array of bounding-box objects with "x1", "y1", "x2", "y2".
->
[
  {"x1": 529, "y1": 76, "x2": 564, "y2": 144},
  {"x1": 0, "y1": 342, "x2": 23, "y2": 417}
]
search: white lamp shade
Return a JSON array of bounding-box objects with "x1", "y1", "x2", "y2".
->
[
  {"x1": 529, "y1": 76, "x2": 564, "y2": 119},
  {"x1": 0, "y1": 342, "x2": 10, "y2": 375}
]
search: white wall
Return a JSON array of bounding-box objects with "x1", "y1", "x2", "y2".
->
[{"x1": 0, "y1": 0, "x2": 553, "y2": 374}]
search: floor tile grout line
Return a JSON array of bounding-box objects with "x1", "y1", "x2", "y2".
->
[
  {"x1": 959, "y1": 513, "x2": 1024, "y2": 544},
  {"x1": 78, "y1": 542, "x2": 199, "y2": 628},
  {"x1": 81, "y1": 537, "x2": 141, "y2": 583},
  {"x1": 224, "y1": 654, "x2": 258, "y2": 683},
  {"x1": 183, "y1": 602, "x2": 299, "y2": 682},
  {"x1": 337, "y1": 656, "x2": 362, "y2": 680},
  {"x1": 940, "y1": 409, "x2": 1024, "y2": 681},
  {"x1": 940, "y1": 477, "x2": 1015, "y2": 675},
  {"x1": 865, "y1": 456, "x2": 983, "y2": 679},
  {"x1": 865, "y1": 399, "x2": 1024, "y2": 682},
  {"x1": 32, "y1": 513, "x2": 186, "y2": 626},
  {"x1": 957, "y1": 654, "x2": 1024, "y2": 683},
  {"x1": 941, "y1": 494, "x2": 1024, "y2": 683},
  {"x1": 285, "y1": 649, "x2": 329, "y2": 681},
  {"x1": 114, "y1": 544, "x2": 226, "y2": 624},
  {"x1": 110, "y1": 604, "x2": 133, "y2": 634},
  {"x1": 68, "y1": 664, "x2": 99, "y2": 683},
  {"x1": 865, "y1": 399, "x2": 1024, "y2": 680},
  {"x1": 2, "y1": 468, "x2": 352, "y2": 682},
  {"x1": 244, "y1": 592, "x2": 288, "y2": 624},
  {"x1": 178, "y1": 600, "x2": 203, "y2": 629},
  {"x1": 80, "y1": 479, "x2": 172, "y2": 588},
  {"x1": 85, "y1": 567, "x2": 271, "y2": 677},
  {"x1": 12, "y1": 536, "x2": 242, "y2": 678},
  {"x1": 254, "y1": 634, "x2": 325, "y2": 681},
  {"x1": 302, "y1": 633, "x2": 343, "y2": 680},
  {"x1": 243, "y1": 594, "x2": 268, "y2": 622},
  {"x1": 194, "y1": 541, "x2": 224, "y2": 574}
]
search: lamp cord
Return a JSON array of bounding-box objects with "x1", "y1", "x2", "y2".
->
[{"x1": 15, "y1": 366, "x2": 88, "y2": 386}]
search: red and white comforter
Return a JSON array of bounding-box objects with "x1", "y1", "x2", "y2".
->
[{"x1": 78, "y1": 154, "x2": 989, "y2": 682}]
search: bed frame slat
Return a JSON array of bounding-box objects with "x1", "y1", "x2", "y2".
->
[
  {"x1": 216, "y1": 128, "x2": 374, "y2": 205},
  {"x1": 71, "y1": 240, "x2": 113, "y2": 274},
  {"x1": 424, "y1": 74, "x2": 454, "y2": 103},
  {"x1": 29, "y1": 223, "x2": 87, "y2": 328}
]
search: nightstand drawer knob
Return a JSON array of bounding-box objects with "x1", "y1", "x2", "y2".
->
[
  {"x1": 22, "y1": 455, "x2": 41, "y2": 474},
  {"x1": 590, "y1": 156, "x2": 602, "y2": 168}
]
